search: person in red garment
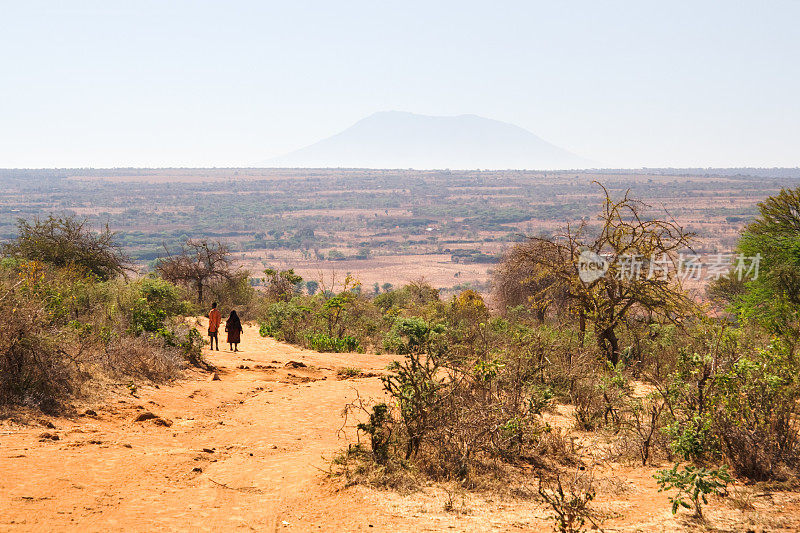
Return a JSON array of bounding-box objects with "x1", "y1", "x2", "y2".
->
[
  {"x1": 208, "y1": 302, "x2": 221, "y2": 350},
  {"x1": 225, "y1": 310, "x2": 243, "y2": 352}
]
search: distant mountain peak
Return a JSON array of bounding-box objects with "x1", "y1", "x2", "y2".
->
[{"x1": 269, "y1": 112, "x2": 593, "y2": 170}]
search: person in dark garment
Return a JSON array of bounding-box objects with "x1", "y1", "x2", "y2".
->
[{"x1": 225, "y1": 310, "x2": 243, "y2": 352}]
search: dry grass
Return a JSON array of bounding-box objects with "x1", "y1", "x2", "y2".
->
[{"x1": 103, "y1": 335, "x2": 183, "y2": 382}]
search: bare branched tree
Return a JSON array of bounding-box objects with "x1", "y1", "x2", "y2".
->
[
  {"x1": 155, "y1": 239, "x2": 235, "y2": 304},
  {"x1": 520, "y1": 182, "x2": 696, "y2": 364}
]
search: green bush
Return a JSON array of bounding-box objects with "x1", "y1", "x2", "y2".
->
[
  {"x1": 383, "y1": 316, "x2": 443, "y2": 355},
  {"x1": 129, "y1": 296, "x2": 166, "y2": 334},
  {"x1": 655, "y1": 464, "x2": 732, "y2": 518},
  {"x1": 307, "y1": 333, "x2": 361, "y2": 353},
  {"x1": 733, "y1": 187, "x2": 800, "y2": 335},
  {"x1": 356, "y1": 403, "x2": 393, "y2": 464},
  {"x1": 0, "y1": 261, "x2": 190, "y2": 409},
  {"x1": 666, "y1": 414, "x2": 715, "y2": 463},
  {"x1": 257, "y1": 298, "x2": 312, "y2": 343},
  {"x1": 136, "y1": 276, "x2": 189, "y2": 317},
  {"x1": 711, "y1": 340, "x2": 800, "y2": 480}
]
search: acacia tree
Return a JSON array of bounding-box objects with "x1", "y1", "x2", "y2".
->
[
  {"x1": 3, "y1": 215, "x2": 129, "y2": 280},
  {"x1": 520, "y1": 183, "x2": 696, "y2": 365},
  {"x1": 156, "y1": 239, "x2": 235, "y2": 304},
  {"x1": 734, "y1": 186, "x2": 800, "y2": 335}
]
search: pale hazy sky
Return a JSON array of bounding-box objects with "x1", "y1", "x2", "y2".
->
[{"x1": 1, "y1": 1, "x2": 798, "y2": 168}]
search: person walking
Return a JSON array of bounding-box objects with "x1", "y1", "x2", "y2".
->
[
  {"x1": 225, "y1": 310, "x2": 243, "y2": 352},
  {"x1": 208, "y1": 302, "x2": 221, "y2": 351}
]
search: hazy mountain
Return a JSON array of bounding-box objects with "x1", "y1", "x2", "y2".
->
[{"x1": 268, "y1": 111, "x2": 593, "y2": 170}]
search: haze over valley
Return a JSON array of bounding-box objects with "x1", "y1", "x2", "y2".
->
[{"x1": 268, "y1": 111, "x2": 593, "y2": 169}]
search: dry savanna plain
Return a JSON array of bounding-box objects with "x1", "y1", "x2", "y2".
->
[
  {"x1": 1, "y1": 167, "x2": 797, "y2": 296},
  {"x1": 2, "y1": 168, "x2": 800, "y2": 532}
]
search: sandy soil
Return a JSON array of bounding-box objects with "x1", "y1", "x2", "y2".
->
[{"x1": 2, "y1": 323, "x2": 799, "y2": 532}]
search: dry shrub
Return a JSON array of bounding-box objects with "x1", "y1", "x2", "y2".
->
[
  {"x1": 156, "y1": 238, "x2": 235, "y2": 304},
  {"x1": 570, "y1": 378, "x2": 605, "y2": 432},
  {"x1": 662, "y1": 329, "x2": 800, "y2": 481},
  {"x1": 0, "y1": 294, "x2": 79, "y2": 411},
  {"x1": 610, "y1": 396, "x2": 671, "y2": 465},
  {"x1": 416, "y1": 389, "x2": 574, "y2": 484},
  {"x1": 2, "y1": 215, "x2": 129, "y2": 281},
  {"x1": 0, "y1": 260, "x2": 193, "y2": 412},
  {"x1": 537, "y1": 469, "x2": 602, "y2": 533},
  {"x1": 208, "y1": 270, "x2": 259, "y2": 318},
  {"x1": 709, "y1": 340, "x2": 800, "y2": 481},
  {"x1": 0, "y1": 219, "x2": 202, "y2": 414},
  {"x1": 329, "y1": 444, "x2": 420, "y2": 492},
  {"x1": 442, "y1": 483, "x2": 471, "y2": 514},
  {"x1": 493, "y1": 240, "x2": 569, "y2": 321},
  {"x1": 0, "y1": 284, "x2": 185, "y2": 410},
  {"x1": 103, "y1": 335, "x2": 183, "y2": 382},
  {"x1": 341, "y1": 347, "x2": 579, "y2": 492},
  {"x1": 334, "y1": 316, "x2": 604, "y2": 493},
  {"x1": 499, "y1": 321, "x2": 599, "y2": 402},
  {"x1": 334, "y1": 394, "x2": 420, "y2": 491}
]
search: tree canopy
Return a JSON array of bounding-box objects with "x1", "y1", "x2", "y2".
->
[
  {"x1": 2, "y1": 216, "x2": 129, "y2": 281},
  {"x1": 735, "y1": 187, "x2": 800, "y2": 335}
]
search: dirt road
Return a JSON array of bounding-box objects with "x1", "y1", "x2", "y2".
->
[
  {"x1": 2, "y1": 324, "x2": 797, "y2": 532},
  {"x1": 1, "y1": 324, "x2": 400, "y2": 531},
  {"x1": 1, "y1": 325, "x2": 561, "y2": 532}
]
